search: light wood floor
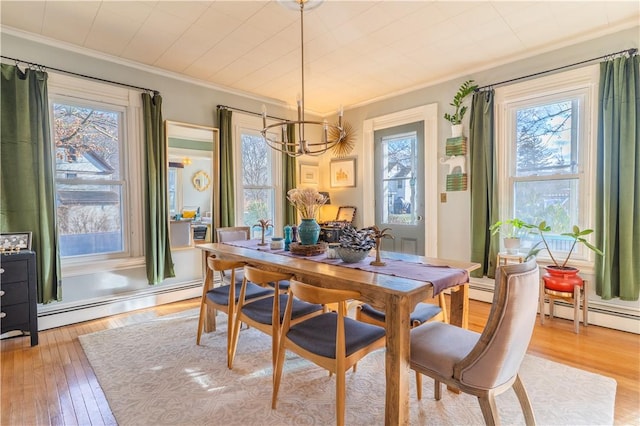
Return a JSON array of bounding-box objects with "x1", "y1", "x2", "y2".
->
[{"x1": 1, "y1": 298, "x2": 638, "y2": 425}]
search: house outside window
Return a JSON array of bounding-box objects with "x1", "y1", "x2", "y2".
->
[
  {"x1": 48, "y1": 74, "x2": 143, "y2": 263},
  {"x1": 495, "y1": 65, "x2": 599, "y2": 264},
  {"x1": 233, "y1": 114, "x2": 282, "y2": 236}
]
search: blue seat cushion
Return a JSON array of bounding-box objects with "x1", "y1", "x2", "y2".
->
[
  {"x1": 206, "y1": 282, "x2": 272, "y2": 306},
  {"x1": 241, "y1": 294, "x2": 323, "y2": 325},
  {"x1": 287, "y1": 313, "x2": 386, "y2": 358},
  {"x1": 360, "y1": 302, "x2": 442, "y2": 325}
]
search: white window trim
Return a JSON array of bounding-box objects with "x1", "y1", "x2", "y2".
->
[
  {"x1": 48, "y1": 73, "x2": 144, "y2": 274},
  {"x1": 495, "y1": 65, "x2": 599, "y2": 270},
  {"x1": 232, "y1": 112, "x2": 283, "y2": 231}
]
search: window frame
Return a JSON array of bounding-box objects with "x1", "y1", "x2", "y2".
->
[
  {"x1": 232, "y1": 113, "x2": 283, "y2": 233},
  {"x1": 48, "y1": 73, "x2": 144, "y2": 272},
  {"x1": 495, "y1": 65, "x2": 599, "y2": 268}
]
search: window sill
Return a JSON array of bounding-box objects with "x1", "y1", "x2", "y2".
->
[{"x1": 61, "y1": 256, "x2": 145, "y2": 277}]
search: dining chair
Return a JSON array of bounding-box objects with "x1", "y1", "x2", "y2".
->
[
  {"x1": 215, "y1": 226, "x2": 251, "y2": 285},
  {"x1": 355, "y1": 292, "x2": 448, "y2": 386},
  {"x1": 228, "y1": 266, "x2": 324, "y2": 370},
  {"x1": 196, "y1": 259, "x2": 272, "y2": 365},
  {"x1": 410, "y1": 258, "x2": 539, "y2": 426},
  {"x1": 272, "y1": 279, "x2": 386, "y2": 426}
]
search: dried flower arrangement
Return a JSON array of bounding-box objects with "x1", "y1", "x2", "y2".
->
[{"x1": 287, "y1": 187, "x2": 328, "y2": 219}]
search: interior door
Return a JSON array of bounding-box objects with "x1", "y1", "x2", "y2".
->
[{"x1": 374, "y1": 122, "x2": 425, "y2": 255}]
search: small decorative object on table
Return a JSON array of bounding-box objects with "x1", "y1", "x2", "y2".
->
[
  {"x1": 367, "y1": 226, "x2": 394, "y2": 266},
  {"x1": 254, "y1": 219, "x2": 273, "y2": 246},
  {"x1": 336, "y1": 225, "x2": 375, "y2": 263},
  {"x1": 283, "y1": 225, "x2": 292, "y2": 251},
  {"x1": 289, "y1": 242, "x2": 327, "y2": 256},
  {"x1": 270, "y1": 237, "x2": 284, "y2": 250},
  {"x1": 287, "y1": 188, "x2": 328, "y2": 245}
]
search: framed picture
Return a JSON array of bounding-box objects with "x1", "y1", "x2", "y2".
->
[
  {"x1": 299, "y1": 163, "x2": 319, "y2": 185},
  {"x1": 330, "y1": 158, "x2": 356, "y2": 188},
  {"x1": 0, "y1": 232, "x2": 32, "y2": 251}
]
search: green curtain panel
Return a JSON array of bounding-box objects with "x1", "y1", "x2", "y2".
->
[
  {"x1": 218, "y1": 107, "x2": 235, "y2": 229},
  {"x1": 0, "y1": 64, "x2": 60, "y2": 303},
  {"x1": 283, "y1": 123, "x2": 297, "y2": 226},
  {"x1": 469, "y1": 89, "x2": 499, "y2": 278},
  {"x1": 142, "y1": 92, "x2": 174, "y2": 284},
  {"x1": 595, "y1": 54, "x2": 640, "y2": 301}
]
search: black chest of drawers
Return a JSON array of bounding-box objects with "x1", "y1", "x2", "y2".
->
[{"x1": 1, "y1": 251, "x2": 38, "y2": 346}]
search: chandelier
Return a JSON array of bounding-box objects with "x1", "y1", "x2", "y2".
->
[{"x1": 261, "y1": 0, "x2": 345, "y2": 157}]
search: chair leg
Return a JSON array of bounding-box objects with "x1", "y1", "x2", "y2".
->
[
  {"x1": 583, "y1": 280, "x2": 588, "y2": 328},
  {"x1": 573, "y1": 284, "x2": 580, "y2": 334},
  {"x1": 196, "y1": 299, "x2": 206, "y2": 345},
  {"x1": 271, "y1": 333, "x2": 288, "y2": 409},
  {"x1": 478, "y1": 394, "x2": 499, "y2": 426},
  {"x1": 416, "y1": 371, "x2": 422, "y2": 400},
  {"x1": 336, "y1": 370, "x2": 345, "y2": 426},
  {"x1": 513, "y1": 374, "x2": 536, "y2": 426},
  {"x1": 538, "y1": 280, "x2": 545, "y2": 325},
  {"x1": 434, "y1": 379, "x2": 442, "y2": 401}
]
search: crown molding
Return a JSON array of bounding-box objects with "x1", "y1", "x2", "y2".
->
[{"x1": 0, "y1": 26, "x2": 290, "y2": 110}]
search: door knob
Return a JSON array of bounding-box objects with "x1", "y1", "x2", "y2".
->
[{"x1": 417, "y1": 215, "x2": 423, "y2": 221}]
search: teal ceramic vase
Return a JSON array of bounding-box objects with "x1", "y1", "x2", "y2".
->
[{"x1": 298, "y1": 218, "x2": 320, "y2": 245}]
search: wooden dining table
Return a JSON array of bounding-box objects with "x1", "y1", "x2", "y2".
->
[{"x1": 198, "y1": 242, "x2": 480, "y2": 425}]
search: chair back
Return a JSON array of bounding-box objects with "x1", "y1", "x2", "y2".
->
[
  {"x1": 207, "y1": 258, "x2": 245, "y2": 273},
  {"x1": 454, "y1": 258, "x2": 539, "y2": 389},
  {"x1": 243, "y1": 266, "x2": 292, "y2": 289},
  {"x1": 289, "y1": 280, "x2": 360, "y2": 307},
  {"x1": 216, "y1": 226, "x2": 250, "y2": 243}
]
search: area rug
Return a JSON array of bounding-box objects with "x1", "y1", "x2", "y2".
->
[{"x1": 79, "y1": 310, "x2": 616, "y2": 425}]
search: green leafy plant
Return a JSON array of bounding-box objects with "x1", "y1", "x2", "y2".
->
[
  {"x1": 525, "y1": 221, "x2": 603, "y2": 268},
  {"x1": 443, "y1": 79, "x2": 478, "y2": 125},
  {"x1": 489, "y1": 218, "x2": 529, "y2": 239}
]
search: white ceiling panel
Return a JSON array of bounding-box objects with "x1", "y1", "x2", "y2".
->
[{"x1": 0, "y1": 0, "x2": 638, "y2": 115}]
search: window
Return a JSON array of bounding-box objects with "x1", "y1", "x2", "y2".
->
[
  {"x1": 234, "y1": 114, "x2": 282, "y2": 236},
  {"x1": 496, "y1": 66, "x2": 598, "y2": 263},
  {"x1": 381, "y1": 131, "x2": 417, "y2": 224},
  {"x1": 48, "y1": 74, "x2": 142, "y2": 262}
]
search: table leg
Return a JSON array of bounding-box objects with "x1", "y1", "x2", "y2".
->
[
  {"x1": 385, "y1": 294, "x2": 412, "y2": 426},
  {"x1": 448, "y1": 283, "x2": 469, "y2": 329}
]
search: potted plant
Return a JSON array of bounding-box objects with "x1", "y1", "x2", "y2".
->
[
  {"x1": 336, "y1": 225, "x2": 376, "y2": 263},
  {"x1": 444, "y1": 79, "x2": 478, "y2": 137},
  {"x1": 525, "y1": 221, "x2": 603, "y2": 292},
  {"x1": 489, "y1": 218, "x2": 528, "y2": 254}
]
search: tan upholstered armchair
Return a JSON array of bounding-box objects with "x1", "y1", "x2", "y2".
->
[{"x1": 410, "y1": 258, "x2": 540, "y2": 425}]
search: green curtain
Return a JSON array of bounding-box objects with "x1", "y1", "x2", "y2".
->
[
  {"x1": 595, "y1": 54, "x2": 640, "y2": 301},
  {"x1": 469, "y1": 89, "x2": 499, "y2": 278},
  {"x1": 0, "y1": 64, "x2": 60, "y2": 303},
  {"x1": 218, "y1": 107, "x2": 235, "y2": 228},
  {"x1": 283, "y1": 123, "x2": 297, "y2": 226},
  {"x1": 142, "y1": 92, "x2": 174, "y2": 284}
]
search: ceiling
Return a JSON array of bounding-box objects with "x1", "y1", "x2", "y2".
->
[{"x1": 1, "y1": 1, "x2": 638, "y2": 115}]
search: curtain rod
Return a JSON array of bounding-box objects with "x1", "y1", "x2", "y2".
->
[
  {"x1": 1, "y1": 55, "x2": 160, "y2": 95},
  {"x1": 217, "y1": 104, "x2": 286, "y2": 122},
  {"x1": 476, "y1": 47, "x2": 637, "y2": 92}
]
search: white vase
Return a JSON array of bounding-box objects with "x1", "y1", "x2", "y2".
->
[
  {"x1": 451, "y1": 124, "x2": 463, "y2": 137},
  {"x1": 503, "y1": 237, "x2": 521, "y2": 254}
]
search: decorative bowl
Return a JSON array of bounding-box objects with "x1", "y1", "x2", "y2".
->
[{"x1": 335, "y1": 247, "x2": 370, "y2": 263}]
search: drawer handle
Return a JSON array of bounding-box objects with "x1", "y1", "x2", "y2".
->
[
  {"x1": 0, "y1": 290, "x2": 4, "y2": 296},
  {"x1": 0, "y1": 312, "x2": 6, "y2": 319},
  {"x1": 0, "y1": 268, "x2": 4, "y2": 274}
]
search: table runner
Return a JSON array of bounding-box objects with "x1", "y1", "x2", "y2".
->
[{"x1": 222, "y1": 239, "x2": 468, "y2": 295}]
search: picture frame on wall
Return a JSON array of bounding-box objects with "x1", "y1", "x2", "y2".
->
[
  {"x1": 330, "y1": 158, "x2": 356, "y2": 188},
  {"x1": 299, "y1": 163, "x2": 319, "y2": 185},
  {"x1": 0, "y1": 232, "x2": 32, "y2": 251}
]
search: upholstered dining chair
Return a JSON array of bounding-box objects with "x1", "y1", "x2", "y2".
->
[
  {"x1": 272, "y1": 280, "x2": 386, "y2": 426},
  {"x1": 409, "y1": 258, "x2": 540, "y2": 426},
  {"x1": 215, "y1": 226, "x2": 251, "y2": 285},
  {"x1": 196, "y1": 259, "x2": 272, "y2": 365},
  {"x1": 228, "y1": 266, "x2": 324, "y2": 370}
]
